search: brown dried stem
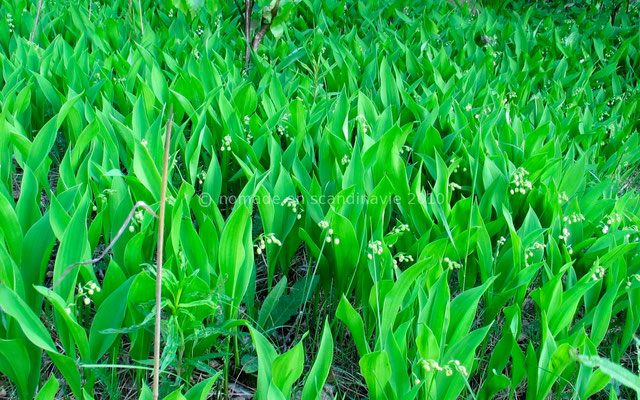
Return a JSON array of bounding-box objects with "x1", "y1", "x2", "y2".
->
[
  {"x1": 152, "y1": 105, "x2": 173, "y2": 399},
  {"x1": 30, "y1": 0, "x2": 44, "y2": 42},
  {"x1": 52, "y1": 201, "x2": 158, "y2": 290}
]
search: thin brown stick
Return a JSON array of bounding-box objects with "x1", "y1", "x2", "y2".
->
[
  {"x1": 152, "y1": 105, "x2": 173, "y2": 400},
  {"x1": 52, "y1": 201, "x2": 158, "y2": 290},
  {"x1": 244, "y1": 0, "x2": 254, "y2": 65},
  {"x1": 138, "y1": 0, "x2": 144, "y2": 35},
  {"x1": 251, "y1": 0, "x2": 281, "y2": 51},
  {"x1": 30, "y1": 0, "x2": 44, "y2": 42},
  {"x1": 88, "y1": 0, "x2": 92, "y2": 19},
  {"x1": 127, "y1": 0, "x2": 133, "y2": 41}
]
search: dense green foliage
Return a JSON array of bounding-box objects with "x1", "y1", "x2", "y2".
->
[{"x1": 1, "y1": 0, "x2": 640, "y2": 398}]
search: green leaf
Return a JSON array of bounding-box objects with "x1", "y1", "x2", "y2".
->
[
  {"x1": 0, "y1": 286, "x2": 56, "y2": 353},
  {"x1": 89, "y1": 278, "x2": 134, "y2": 361},
  {"x1": 0, "y1": 338, "x2": 32, "y2": 399},
  {"x1": 576, "y1": 354, "x2": 640, "y2": 394},
  {"x1": 272, "y1": 334, "x2": 306, "y2": 398},
  {"x1": 34, "y1": 375, "x2": 59, "y2": 400},
  {"x1": 218, "y1": 204, "x2": 253, "y2": 318},
  {"x1": 0, "y1": 192, "x2": 23, "y2": 264},
  {"x1": 301, "y1": 319, "x2": 333, "y2": 400},
  {"x1": 359, "y1": 351, "x2": 392, "y2": 399},
  {"x1": 336, "y1": 295, "x2": 370, "y2": 358}
]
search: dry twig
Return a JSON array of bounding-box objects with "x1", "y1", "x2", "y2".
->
[
  {"x1": 152, "y1": 105, "x2": 173, "y2": 399},
  {"x1": 52, "y1": 201, "x2": 158, "y2": 290},
  {"x1": 30, "y1": 0, "x2": 44, "y2": 42}
]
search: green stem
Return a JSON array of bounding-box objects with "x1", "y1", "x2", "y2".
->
[{"x1": 223, "y1": 336, "x2": 230, "y2": 399}]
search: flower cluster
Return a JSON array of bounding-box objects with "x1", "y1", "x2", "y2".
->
[
  {"x1": 281, "y1": 196, "x2": 302, "y2": 220},
  {"x1": 420, "y1": 359, "x2": 468, "y2": 377},
  {"x1": 196, "y1": 25, "x2": 204, "y2": 36},
  {"x1": 243, "y1": 116, "x2": 253, "y2": 143},
  {"x1": 608, "y1": 89, "x2": 636, "y2": 104},
  {"x1": 503, "y1": 91, "x2": 517, "y2": 104},
  {"x1": 625, "y1": 225, "x2": 640, "y2": 242},
  {"x1": 127, "y1": 206, "x2": 149, "y2": 232},
  {"x1": 453, "y1": 163, "x2": 467, "y2": 174},
  {"x1": 197, "y1": 171, "x2": 207, "y2": 185},
  {"x1": 444, "y1": 257, "x2": 462, "y2": 271},
  {"x1": 559, "y1": 227, "x2": 571, "y2": 241},
  {"x1": 591, "y1": 266, "x2": 606, "y2": 281},
  {"x1": 341, "y1": 154, "x2": 349, "y2": 165},
  {"x1": 557, "y1": 192, "x2": 569, "y2": 204},
  {"x1": 604, "y1": 49, "x2": 614, "y2": 60},
  {"x1": 325, "y1": 231, "x2": 339, "y2": 245},
  {"x1": 563, "y1": 213, "x2": 585, "y2": 224},
  {"x1": 97, "y1": 189, "x2": 116, "y2": 204},
  {"x1": 7, "y1": 14, "x2": 14, "y2": 33},
  {"x1": 399, "y1": 145, "x2": 412, "y2": 155},
  {"x1": 356, "y1": 114, "x2": 370, "y2": 134},
  {"x1": 626, "y1": 274, "x2": 640, "y2": 289},
  {"x1": 168, "y1": 9, "x2": 174, "y2": 17},
  {"x1": 598, "y1": 111, "x2": 609, "y2": 122},
  {"x1": 317, "y1": 221, "x2": 339, "y2": 244},
  {"x1": 134, "y1": 208, "x2": 144, "y2": 222},
  {"x1": 254, "y1": 233, "x2": 282, "y2": 255},
  {"x1": 497, "y1": 236, "x2": 507, "y2": 246},
  {"x1": 566, "y1": 244, "x2": 574, "y2": 255},
  {"x1": 524, "y1": 242, "x2": 546, "y2": 263},
  {"x1": 450, "y1": 182, "x2": 462, "y2": 191},
  {"x1": 367, "y1": 240, "x2": 384, "y2": 259},
  {"x1": 277, "y1": 124, "x2": 293, "y2": 140},
  {"x1": 605, "y1": 213, "x2": 622, "y2": 226},
  {"x1": 492, "y1": 50, "x2": 502, "y2": 66},
  {"x1": 393, "y1": 253, "x2": 414, "y2": 269},
  {"x1": 509, "y1": 168, "x2": 532, "y2": 195},
  {"x1": 76, "y1": 281, "x2": 101, "y2": 306},
  {"x1": 572, "y1": 87, "x2": 585, "y2": 97},
  {"x1": 193, "y1": 49, "x2": 200, "y2": 60},
  {"x1": 391, "y1": 221, "x2": 410, "y2": 235},
  {"x1": 220, "y1": 135, "x2": 232, "y2": 151}
]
